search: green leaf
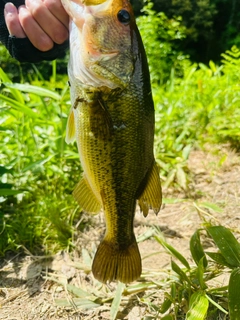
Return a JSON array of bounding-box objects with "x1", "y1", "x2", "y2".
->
[
  {"x1": 176, "y1": 165, "x2": 187, "y2": 190},
  {"x1": 55, "y1": 298, "x2": 101, "y2": 309},
  {"x1": 163, "y1": 169, "x2": 176, "y2": 188},
  {"x1": 110, "y1": 282, "x2": 125, "y2": 320},
  {"x1": 0, "y1": 94, "x2": 40, "y2": 118},
  {"x1": 125, "y1": 282, "x2": 157, "y2": 294},
  {"x1": 155, "y1": 235, "x2": 190, "y2": 269},
  {"x1": 160, "y1": 296, "x2": 172, "y2": 313},
  {"x1": 207, "y1": 226, "x2": 240, "y2": 268},
  {"x1": 0, "y1": 189, "x2": 25, "y2": 196},
  {"x1": 186, "y1": 292, "x2": 209, "y2": 320},
  {"x1": 205, "y1": 294, "x2": 228, "y2": 314},
  {"x1": 161, "y1": 315, "x2": 174, "y2": 320},
  {"x1": 228, "y1": 268, "x2": 240, "y2": 319},
  {"x1": 5, "y1": 83, "x2": 61, "y2": 100},
  {"x1": 162, "y1": 198, "x2": 187, "y2": 204},
  {"x1": 200, "y1": 202, "x2": 223, "y2": 213},
  {"x1": 190, "y1": 230, "x2": 208, "y2": 268},
  {"x1": 0, "y1": 68, "x2": 24, "y2": 103},
  {"x1": 0, "y1": 183, "x2": 13, "y2": 189},
  {"x1": 171, "y1": 260, "x2": 191, "y2": 284},
  {"x1": 196, "y1": 257, "x2": 208, "y2": 290},
  {"x1": 0, "y1": 166, "x2": 13, "y2": 176},
  {"x1": 66, "y1": 284, "x2": 89, "y2": 298},
  {"x1": 206, "y1": 251, "x2": 234, "y2": 268},
  {"x1": 22, "y1": 155, "x2": 56, "y2": 172},
  {"x1": 82, "y1": 248, "x2": 92, "y2": 268}
]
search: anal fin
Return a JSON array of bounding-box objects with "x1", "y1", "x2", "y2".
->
[
  {"x1": 73, "y1": 177, "x2": 101, "y2": 214},
  {"x1": 138, "y1": 161, "x2": 162, "y2": 217}
]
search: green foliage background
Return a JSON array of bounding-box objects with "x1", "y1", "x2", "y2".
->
[{"x1": 132, "y1": 0, "x2": 240, "y2": 63}]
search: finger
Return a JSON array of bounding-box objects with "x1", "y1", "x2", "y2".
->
[
  {"x1": 4, "y1": 2, "x2": 26, "y2": 38},
  {"x1": 18, "y1": 5, "x2": 54, "y2": 51},
  {"x1": 43, "y1": 0, "x2": 69, "y2": 29},
  {"x1": 25, "y1": 0, "x2": 69, "y2": 44}
]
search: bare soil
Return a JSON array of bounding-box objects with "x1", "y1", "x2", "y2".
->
[{"x1": 0, "y1": 146, "x2": 240, "y2": 319}]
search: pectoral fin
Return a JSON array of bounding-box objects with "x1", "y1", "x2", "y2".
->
[
  {"x1": 138, "y1": 162, "x2": 162, "y2": 217},
  {"x1": 65, "y1": 109, "x2": 76, "y2": 144},
  {"x1": 73, "y1": 177, "x2": 101, "y2": 214}
]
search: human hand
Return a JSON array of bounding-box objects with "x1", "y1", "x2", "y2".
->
[{"x1": 4, "y1": 0, "x2": 69, "y2": 52}]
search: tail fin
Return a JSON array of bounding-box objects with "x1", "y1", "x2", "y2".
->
[{"x1": 92, "y1": 239, "x2": 141, "y2": 284}]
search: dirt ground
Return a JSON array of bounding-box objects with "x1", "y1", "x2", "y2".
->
[{"x1": 0, "y1": 146, "x2": 240, "y2": 319}]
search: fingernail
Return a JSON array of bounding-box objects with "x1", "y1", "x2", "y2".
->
[{"x1": 4, "y1": 3, "x2": 16, "y2": 14}]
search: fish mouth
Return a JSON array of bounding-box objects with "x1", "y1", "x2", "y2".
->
[
  {"x1": 62, "y1": 0, "x2": 120, "y2": 61},
  {"x1": 62, "y1": 0, "x2": 114, "y2": 20}
]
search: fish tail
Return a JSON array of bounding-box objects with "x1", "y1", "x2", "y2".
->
[{"x1": 92, "y1": 238, "x2": 141, "y2": 284}]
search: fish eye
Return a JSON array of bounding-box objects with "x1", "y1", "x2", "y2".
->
[{"x1": 117, "y1": 9, "x2": 131, "y2": 25}]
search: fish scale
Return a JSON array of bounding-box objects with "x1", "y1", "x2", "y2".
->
[{"x1": 62, "y1": 0, "x2": 162, "y2": 283}]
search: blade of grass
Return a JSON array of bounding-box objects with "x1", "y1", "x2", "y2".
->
[
  {"x1": 0, "y1": 68, "x2": 24, "y2": 103},
  {"x1": 154, "y1": 234, "x2": 190, "y2": 269},
  {"x1": 6, "y1": 83, "x2": 61, "y2": 100},
  {"x1": 110, "y1": 282, "x2": 125, "y2": 320},
  {"x1": 0, "y1": 94, "x2": 40, "y2": 118},
  {"x1": 205, "y1": 294, "x2": 228, "y2": 314}
]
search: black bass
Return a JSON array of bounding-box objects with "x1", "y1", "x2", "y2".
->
[{"x1": 62, "y1": 0, "x2": 162, "y2": 283}]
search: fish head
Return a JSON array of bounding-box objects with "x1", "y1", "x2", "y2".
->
[{"x1": 62, "y1": 0, "x2": 137, "y2": 89}]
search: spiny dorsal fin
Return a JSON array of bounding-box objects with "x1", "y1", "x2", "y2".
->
[
  {"x1": 138, "y1": 161, "x2": 162, "y2": 217},
  {"x1": 65, "y1": 109, "x2": 76, "y2": 144},
  {"x1": 73, "y1": 177, "x2": 101, "y2": 214}
]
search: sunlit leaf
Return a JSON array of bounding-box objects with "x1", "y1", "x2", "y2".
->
[
  {"x1": 195, "y1": 257, "x2": 207, "y2": 290},
  {"x1": 206, "y1": 251, "x2": 234, "y2": 268},
  {"x1": 22, "y1": 155, "x2": 56, "y2": 172},
  {"x1": 0, "y1": 68, "x2": 24, "y2": 103},
  {"x1": 207, "y1": 226, "x2": 240, "y2": 268},
  {"x1": 6, "y1": 83, "x2": 61, "y2": 100},
  {"x1": 228, "y1": 267, "x2": 240, "y2": 318},
  {"x1": 206, "y1": 294, "x2": 228, "y2": 314},
  {"x1": 162, "y1": 198, "x2": 187, "y2": 204},
  {"x1": 55, "y1": 298, "x2": 101, "y2": 309},
  {"x1": 171, "y1": 260, "x2": 191, "y2": 284},
  {"x1": 0, "y1": 94, "x2": 40, "y2": 118},
  {"x1": 110, "y1": 282, "x2": 125, "y2": 320},
  {"x1": 200, "y1": 202, "x2": 223, "y2": 213},
  {"x1": 176, "y1": 165, "x2": 187, "y2": 190},
  {"x1": 160, "y1": 296, "x2": 172, "y2": 313},
  {"x1": 186, "y1": 292, "x2": 209, "y2": 320},
  {"x1": 66, "y1": 284, "x2": 90, "y2": 298},
  {"x1": 190, "y1": 230, "x2": 208, "y2": 268},
  {"x1": 155, "y1": 235, "x2": 190, "y2": 269}
]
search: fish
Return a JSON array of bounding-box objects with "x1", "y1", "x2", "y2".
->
[{"x1": 62, "y1": 0, "x2": 162, "y2": 283}]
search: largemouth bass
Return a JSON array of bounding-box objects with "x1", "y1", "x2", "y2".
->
[{"x1": 62, "y1": 0, "x2": 162, "y2": 283}]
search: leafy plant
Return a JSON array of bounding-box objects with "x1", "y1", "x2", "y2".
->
[
  {"x1": 137, "y1": 1, "x2": 187, "y2": 85},
  {"x1": 47, "y1": 223, "x2": 240, "y2": 319},
  {"x1": 0, "y1": 66, "x2": 83, "y2": 255}
]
